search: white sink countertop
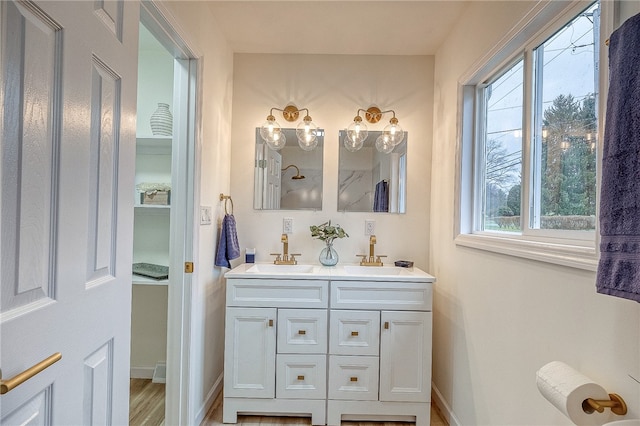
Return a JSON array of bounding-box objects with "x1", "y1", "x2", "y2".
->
[{"x1": 225, "y1": 263, "x2": 435, "y2": 282}]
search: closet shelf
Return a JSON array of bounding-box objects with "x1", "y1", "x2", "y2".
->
[
  {"x1": 136, "y1": 136, "x2": 172, "y2": 155},
  {"x1": 132, "y1": 275, "x2": 168, "y2": 286}
]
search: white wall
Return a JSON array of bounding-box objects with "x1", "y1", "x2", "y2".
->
[
  {"x1": 155, "y1": 2, "x2": 234, "y2": 423},
  {"x1": 230, "y1": 54, "x2": 433, "y2": 271},
  {"x1": 431, "y1": 2, "x2": 640, "y2": 425}
]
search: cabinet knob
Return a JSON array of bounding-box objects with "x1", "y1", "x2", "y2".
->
[
  {"x1": 350, "y1": 376, "x2": 358, "y2": 382},
  {"x1": 298, "y1": 330, "x2": 306, "y2": 335},
  {"x1": 268, "y1": 319, "x2": 274, "y2": 327},
  {"x1": 297, "y1": 375, "x2": 305, "y2": 381},
  {"x1": 384, "y1": 321, "x2": 389, "y2": 330},
  {"x1": 350, "y1": 331, "x2": 359, "y2": 337}
]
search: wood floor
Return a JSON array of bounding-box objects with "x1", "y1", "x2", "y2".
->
[
  {"x1": 130, "y1": 379, "x2": 165, "y2": 426},
  {"x1": 129, "y1": 379, "x2": 448, "y2": 426}
]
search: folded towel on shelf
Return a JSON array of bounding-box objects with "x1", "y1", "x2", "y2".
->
[
  {"x1": 215, "y1": 214, "x2": 241, "y2": 268},
  {"x1": 596, "y1": 12, "x2": 640, "y2": 303},
  {"x1": 373, "y1": 180, "x2": 389, "y2": 212}
]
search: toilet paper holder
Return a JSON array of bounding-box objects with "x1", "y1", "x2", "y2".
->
[{"x1": 582, "y1": 393, "x2": 627, "y2": 415}]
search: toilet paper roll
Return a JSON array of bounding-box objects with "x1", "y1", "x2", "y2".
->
[{"x1": 536, "y1": 361, "x2": 610, "y2": 425}]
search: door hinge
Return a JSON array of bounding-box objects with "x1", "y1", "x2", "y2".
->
[{"x1": 184, "y1": 262, "x2": 194, "y2": 273}]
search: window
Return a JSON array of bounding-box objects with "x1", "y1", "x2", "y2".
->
[{"x1": 458, "y1": 1, "x2": 604, "y2": 269}]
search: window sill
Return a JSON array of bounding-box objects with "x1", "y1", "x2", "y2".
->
[{"x1": 454, "y1": 233, "x2": 598, "y2": 271}]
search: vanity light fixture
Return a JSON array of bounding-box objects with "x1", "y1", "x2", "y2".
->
[
  {"x1": 260, "y1": 105, "x2": 319, "y2": 151},
  {"x1": 345, "y1": 107, "x2": 405, "y2": 152}
]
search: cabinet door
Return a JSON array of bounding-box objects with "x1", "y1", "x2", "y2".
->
[
  {"x1": 329, "y1": 310, "x2": 380, "y2": 356},
  {"x1": 328, "y1": 355, "x2": 379, "y2": 401},
  {"x1": 224, "y1": 307, "x2": 277, "y2": 398},
  {"x1": 278, "y1": 309, "x2": 328, "y2": 354},
  {"x1": 276, "y1": 354, "x2": 327, "y2": 399},
  {"x1": 380, "y1": 311, "x2": 432, "y2": 402}
]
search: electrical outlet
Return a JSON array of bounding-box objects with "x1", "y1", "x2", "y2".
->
[
  {"x1": 283, "y1": 217, "x2": 293, "y2": 234},
  {"x1": 365, "y1": 220, "x2": 375, "y2": 236}
]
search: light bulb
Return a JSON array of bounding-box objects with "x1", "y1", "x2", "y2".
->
[
  {"x1": 296, "y1": 116, "x2": 318, "y2": 151},
  {"x1": 375, "y1": 135, "x2": 394, "y2": 154},
  {"x1": 346, "y1": 116, "x2": 368, "y2": 147},
  {"x1": 382, "y1": 117, "x2": 405, "y2": 146},
  {"x1": 266, "y1": 129, "x2": 286, "y2": 151},
  {"x1": 260, "y1": 114, "x2": 282, "y2": 143}
]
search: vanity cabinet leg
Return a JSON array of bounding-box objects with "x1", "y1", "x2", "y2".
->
[{"x1": 222, "y1": 399, "x2": 238, "y2": 424}]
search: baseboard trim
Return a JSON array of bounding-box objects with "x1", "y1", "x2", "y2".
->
[
  {"x1": 432, "y1": 382, "x2": 461, "y2": 426},
  {"x1": 130, "y1": 367, "x2": 154, "y2": 379},
  {"x1": 195, "y1": 372, "x2": 224, "y2": 425}
]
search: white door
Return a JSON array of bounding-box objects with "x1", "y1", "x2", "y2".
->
[
  {"x1": 223, "y1": 307, "x2": 276, "y2": 399},
  {"x1": 264, "y1": 148, "x2": 281, "y2": 209},
  {"x1": 379, "y1": 311, "x2": 432, "y2": 402},
  {"x1": 1, "y1": 1, "x2": 139, "y2": 424}
]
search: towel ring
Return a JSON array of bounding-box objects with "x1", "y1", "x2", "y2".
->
[{"x1": 219, "y1": 193, "x2": 234, "y2": 215}]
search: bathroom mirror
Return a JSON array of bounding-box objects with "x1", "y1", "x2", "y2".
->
[
  {"x1": 338, "y1": 130, "x2": 407, "y2": 213},
  {"x1": 254, "y1": 128, "x2": 324, "y2": 210}
]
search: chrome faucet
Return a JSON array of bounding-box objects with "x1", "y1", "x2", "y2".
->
[
  {"x1": 357, "y1": 235, "x2": 386, "y2": 266},
  {"x1": 271, "y1": 234, "x2": 300, "y2": 265}
]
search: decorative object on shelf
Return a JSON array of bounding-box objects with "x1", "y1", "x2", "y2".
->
[
  {"x1": 150, "y1": 102, "x2": 173, "y2": 136},
  {"x1": 310, "y1": 220, "x2": 349, "y2": 266},
  {"x1": 132, "y1": 262, "x2": 169, "y2": 280},
  {"x1": 260, "y1": 104, "x2": 319, "y2": 151},
  {"x1": 344, "y1": 106, "x2": 405, "y2": 152},
  {"x1": 136, "y1": 182, "x2": 171, "y2": 205}
]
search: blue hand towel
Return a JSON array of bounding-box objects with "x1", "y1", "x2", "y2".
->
[
  {"x1": 215, "y1": 214, "x2": 241, "y2": 268},
  {"x1": 373, "y1": 180, "x2": 389, "y2": 212},
  {"x1": 596, "y1": 12, "x2": 640, "y2": 303}
]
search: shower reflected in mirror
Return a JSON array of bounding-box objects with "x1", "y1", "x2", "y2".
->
[{"x1": 254, "y1": 128, "x2": 323, "y2": 210}]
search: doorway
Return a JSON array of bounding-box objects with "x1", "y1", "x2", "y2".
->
[{"x1": 130, "y1": 3, "x2": 199, "y2": 425}]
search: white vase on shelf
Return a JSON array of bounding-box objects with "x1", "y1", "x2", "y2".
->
[{"x1": 150, "y1": 102, "x2": 172, "y2": 136}]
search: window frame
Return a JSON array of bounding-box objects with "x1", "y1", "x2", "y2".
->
[{"x1": 455, "y1": 0, "x2": 613, "y2": 271}]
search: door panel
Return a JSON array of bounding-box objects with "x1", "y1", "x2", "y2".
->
[
  {"x1": 224, "y1": 307, "x2": 277, "y2": 398},
  {"x1": 1, "y1": 0, "x2": 60, "y2": 316},
  {"x1": 86, "y1": 56, "x2": 120, "y2": 286},
  {"x1": 1, "y1": 1, "x2": 139, "y2": 424},
  {"x1": 379, "y1": 311, "x2": 432, "y2": 402}
]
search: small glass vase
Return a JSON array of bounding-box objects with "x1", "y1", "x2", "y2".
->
[{"x1": 319, "y1": 241, "x2": 339, "y2": 266}]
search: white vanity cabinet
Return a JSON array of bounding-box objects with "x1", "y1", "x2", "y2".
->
[
  {"x1": 223, "y1": 265, "x2": 435, "y2": 426},
  {"x1": 327, "y1": 280, "x2": 433, "y2": 426},
  {"x1": 223, "y1": 278, "x2": 329, "y2": 425}
]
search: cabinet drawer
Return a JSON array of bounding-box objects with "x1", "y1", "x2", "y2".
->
[
  {"x1": 328, "y1": 355, "x2": 379, "y2": 401},
  {"x1": 278, "y1": 309, "x2": 328, "y2": 354},
  {"x1": 276, "y1": 354, "x2": 327, "y2": 400},
  {"x1": 331, "y1": 280, "x2": 432, "y2": 311},
  {"x1": 329, "y1": 310, "x2": 379, "y2": 356},
  {"x1": 227, "y1": 279, "x2": 329, "y2": 308}
]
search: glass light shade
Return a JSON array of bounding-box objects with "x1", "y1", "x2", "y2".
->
[
  {"x1": 383, "y1": 120, "x2": 405, "y2": 146},
  {"x1": 260, "y1": 116, "x2": 281, "y2": 141},
  {"x1": 296, "y1": 117, "x2": 319, "y2": 151},
  {"x1": 266, "y1": 129, "x2": 286, "y2": 151},
  {"x1": 346, "y1": 118, "x2": 368, "y2": 145},
  {"x1": 375, "y1": 134, "x2": 395, "y2": 154},
  {"x1": 343, "y1": 136, "x2": 364, "y2": 152}
]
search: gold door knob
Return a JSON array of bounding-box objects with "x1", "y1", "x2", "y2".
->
[
  {"x1": 298, "y1": 330, "x2": 306, "y2": 335},
  {"x1": 268, "y1": 319, "x2": 274, "y2": 327},
  {"x1": 297, "y1": 375, "x2": 305, "y2": 381},
  {"x1": 350, "y1": 331, "x2": 359, "y2": 336},
  {"x1": 384, "y1": 321, "x2": 389, "y2": 329},
  {"x1": 1, "y1": 352, "x2": 62, "y2": 395},
  {"x1": 350, "y1": 376, "x2": 358, "y2": 382}
]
